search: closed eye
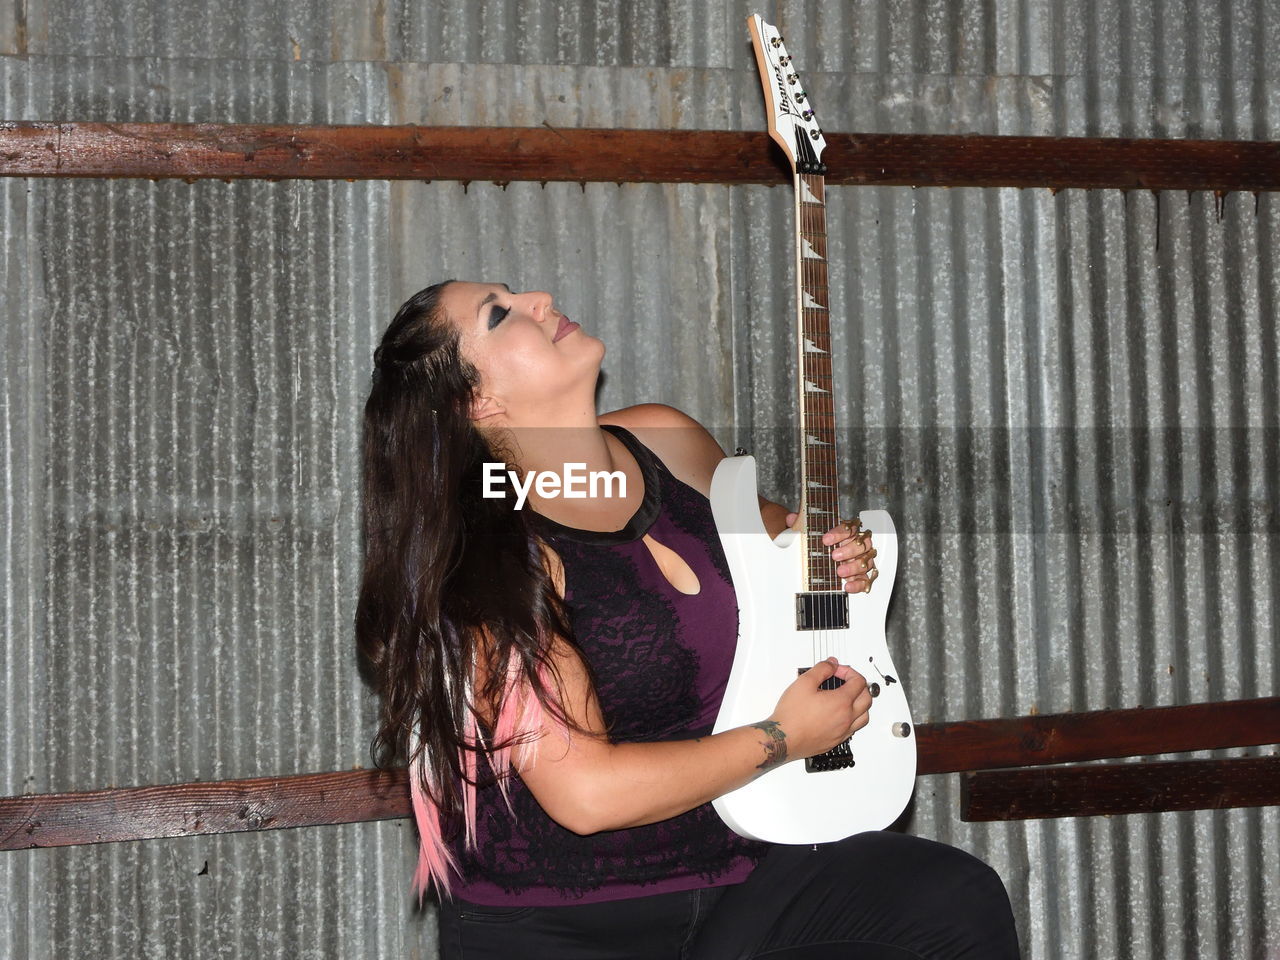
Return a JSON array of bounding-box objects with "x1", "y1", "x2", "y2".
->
[{"x1": 487, "y1": 304, "x2": 511, "y2": 330}]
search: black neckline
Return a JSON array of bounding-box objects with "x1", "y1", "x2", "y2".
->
[{"x1": 525, "y1": 424, "x2": 663, "y2": 545}]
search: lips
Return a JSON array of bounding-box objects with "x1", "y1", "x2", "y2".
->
[{"x1": 552, "y1": 314, "x2": 580, "y2": 342}]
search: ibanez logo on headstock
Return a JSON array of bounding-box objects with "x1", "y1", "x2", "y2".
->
[{"x1": 748, "y1": 15, "x2": 826, "y2": 174}]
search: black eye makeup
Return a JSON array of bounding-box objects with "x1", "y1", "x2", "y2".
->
[{"x1": 487, "y1": 304, "x2": 511, "y2": 330}]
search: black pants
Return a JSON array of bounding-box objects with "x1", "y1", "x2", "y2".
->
[{"x1": 436, "y1": 831, "x2": 1021, "y2": 959}]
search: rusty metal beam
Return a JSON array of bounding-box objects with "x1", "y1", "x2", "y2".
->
[{"x1": 2, "y1": 121, "x2": 1278, "y2": 191}]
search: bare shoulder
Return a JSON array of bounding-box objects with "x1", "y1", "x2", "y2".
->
[{"x1": 598, "y1": 403, "x2": 727, "y2": 499}]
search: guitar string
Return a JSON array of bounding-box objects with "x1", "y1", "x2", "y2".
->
[
  {"x1": 801, "y1": 170, "x2": 825, "y2": 662},
  {"x1": 807, "y1": 172, "x2": 827, "y2": 656},
  {"x1": 804, "y1": 171, "x2": 833, "y2": 660},
  {"x1": 816, "y1": 175, "x2": 837, "y2": 673},
  {"x1": 802, "y1": 171, "x2": 820, "y2": 659}
]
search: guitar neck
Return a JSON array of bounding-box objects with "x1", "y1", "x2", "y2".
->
[{"x1": 795, "y1": 172, "x2": 840, "y2": 592}]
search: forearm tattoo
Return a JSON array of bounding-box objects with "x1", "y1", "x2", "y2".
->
[{"x1": 750, "y1": 720, "x2": 788, "y2": 771}]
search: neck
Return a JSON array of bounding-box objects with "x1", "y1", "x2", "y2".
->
[
  {"x1": 506, "y1": 423, "x2": 613, "y2": 477},
  {"x1": 491, "y1": 400, "x2": 624, "y2": 514}
]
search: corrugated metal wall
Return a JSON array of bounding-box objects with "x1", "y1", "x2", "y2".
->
[{"x1": 3, "y1": 1, "x2": 1277, "y2": 958}]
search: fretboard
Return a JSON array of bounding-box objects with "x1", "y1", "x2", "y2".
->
[{"x1": 795, "y1": 172, "x2": 840, "y2": 592}]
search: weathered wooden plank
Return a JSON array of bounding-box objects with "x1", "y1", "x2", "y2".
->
[
  {"x1": 0, "y1": 768, "x2": 408, "y2": 851},
  {"x1": 914, "y1": 697, "x2": 1280, "y2": 775},
  {"x1": 960, "y1": 756, "x2": 1280, "y2": 821},
  {"x1": 3, "y1": 697, "x2": 1275, "y2": 850},
  {"x1": 2, "y1": 122, "x2": 1278, "y2": 190}
]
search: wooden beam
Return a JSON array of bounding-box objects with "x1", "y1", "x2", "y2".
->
[
  {"x1": 2, "y1": 122, "x2": 1278, "y2": 191},
  {"x1": 960, "y1": 755, "x2": 1280, "y2": 821},
  {"x1": 0, "y1": 768, "x2": 408, "y2": 851},
  {"x1": 914, "y1": 696, "x2": 1280, "y2": 775},
  {"x1": 2, "y1": 697, "x2": 1275, "y2": 851}
]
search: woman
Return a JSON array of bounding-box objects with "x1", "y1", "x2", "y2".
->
[{"x1": 357, "y1": 280, "x2": 1021, "y2": 959}]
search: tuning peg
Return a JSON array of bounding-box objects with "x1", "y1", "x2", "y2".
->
[
  {"x1": 802, "y1": 109, "x2": 814, "y2": 120},
  {"x1": 810, "y1": 127, "x2": 822, "y2": 140},
  {"x1": 779, "y1": 55, "x2": 791, "y2": 65},
  {"x1": 770, "y1": 34, "x2": 784, "y2": 47},
  {"x1": 795, "y1": 92, "x2": 806, "y2": 103}
]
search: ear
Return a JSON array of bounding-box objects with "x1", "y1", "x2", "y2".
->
[{"x1": 468, "y1": 393, "x2": 505, "y2": 424}]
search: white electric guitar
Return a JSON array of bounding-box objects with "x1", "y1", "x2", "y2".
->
[{"x1": 709, "y1": 15, "x2": 917, "y2": 844}]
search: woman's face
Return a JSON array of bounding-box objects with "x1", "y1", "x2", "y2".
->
[{"x1": 441, "y1": 280, "x2": 605, "y2": 428}]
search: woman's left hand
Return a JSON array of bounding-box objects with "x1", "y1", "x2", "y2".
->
[{"x1": 784, "y1": 512, "x2": 878, "y2": 593}]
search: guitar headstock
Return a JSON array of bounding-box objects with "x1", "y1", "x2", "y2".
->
[{"x1": 746, "y1": 14, "x2": 827, "y2": 175}]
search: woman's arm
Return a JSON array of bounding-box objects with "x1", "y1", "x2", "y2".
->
[{"x1": 514, "y1": 631, "x2": 870, "y2": 835}]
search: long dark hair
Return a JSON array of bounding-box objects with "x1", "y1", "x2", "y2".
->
[{"x1": 355, "y1": 280, "x2": 580, "y2": 903}]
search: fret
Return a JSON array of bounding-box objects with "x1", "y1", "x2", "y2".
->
[
  {"x1": 800, "y1": 237, "x2": 825, "y2": 261},
  {"x1": 798, "y1": 177, "x2": 823, "y2": 204}
]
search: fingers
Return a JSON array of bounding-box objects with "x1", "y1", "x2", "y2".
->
[
  {"x1": 817, "y1": 517, "x2": 877, "y2": 593},
  {"x1": 837, "y1": 552, "x2": 878, "y2": 592},
  {"x1": 807, "y1": 656, "x2": 840, "y2": 686},
  {"x1": 821, "y1": 519, "x2": 874, "y2": 556},
  {"x1": 811, "y1": 660, "x2": 865, "y2": 695}
]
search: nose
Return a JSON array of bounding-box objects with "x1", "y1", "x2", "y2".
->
[{"x1": 529, "y1": 290, "x2": 555, "y2": 323}]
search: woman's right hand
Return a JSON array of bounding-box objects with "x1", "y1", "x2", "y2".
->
[{"x1": 765, "y1": 657, "x2": 873, "y2": 762}]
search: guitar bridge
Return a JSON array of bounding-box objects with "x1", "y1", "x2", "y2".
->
[
  {"x1": 806, "y1": 738, "x2": 855, "y2": 773},
  {"x1": 796, "y1": 666, "x2": 857, "y2": 773}
]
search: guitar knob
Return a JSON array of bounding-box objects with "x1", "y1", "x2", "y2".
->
[
  {"x1": 891, "y1": 722, "x2": 911, "y2": 738},
  {"x1": 868, "y1": 682, "x2": 880, "y2": 698}
]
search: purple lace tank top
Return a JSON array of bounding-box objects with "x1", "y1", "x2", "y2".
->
[{"x1": 447, "y1": 424, "x2": 770, "y2": 905}]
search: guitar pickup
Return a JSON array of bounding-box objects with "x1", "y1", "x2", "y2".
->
[{"x1": 795, "y1": 592, "x2": 849, "y2": 631}]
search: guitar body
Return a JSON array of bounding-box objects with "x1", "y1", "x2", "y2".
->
[{"x1": 709, "y1": 455, "x2": 916, "y2": 843}]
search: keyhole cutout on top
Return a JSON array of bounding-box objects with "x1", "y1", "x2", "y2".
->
[{"x1": 641, "y1": 533, "x2": 701, "y2": 596}]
